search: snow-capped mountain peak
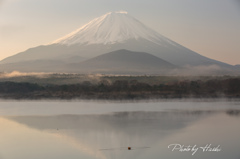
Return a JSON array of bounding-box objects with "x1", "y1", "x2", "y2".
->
[
  {"x1": 52, "y1": 11, "x2": 172, "y2": 46},
  {"x1": 0, "y1": 11, "x2": 234, "y2": 74}
]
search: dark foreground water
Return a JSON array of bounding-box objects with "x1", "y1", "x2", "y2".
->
[{"x1": 0, "y1": 99, "x2": 239, "y2": 159}]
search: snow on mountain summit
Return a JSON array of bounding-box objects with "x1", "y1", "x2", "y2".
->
[
  {"x1": 52, "y1": 11, "x2": 174, "y2": 46},
  {"x1": 0, "y1": 11, "x2": 234, "y2": 73}
]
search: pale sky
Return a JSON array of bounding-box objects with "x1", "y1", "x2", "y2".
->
[{"x1": 1, "y1": 0, "x2": 240, "y2": 65}]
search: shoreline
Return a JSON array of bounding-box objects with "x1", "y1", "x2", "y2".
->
[{"x1": 0, "y1": 92, "x2": 239, "y2": 100}]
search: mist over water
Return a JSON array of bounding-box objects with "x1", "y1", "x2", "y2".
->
[
  {"x1": 0, "y1": 71, "x2": 50, "y2": 78},
  {"x1": 0, "y1": 99, "x2": 239, "y2": 116}
]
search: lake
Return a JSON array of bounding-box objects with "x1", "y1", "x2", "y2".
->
[{"x1": 0, "y1": 99, "x2": 239, "y2": 159}]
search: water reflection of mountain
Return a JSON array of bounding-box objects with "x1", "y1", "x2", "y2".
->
[
  {"x1": 7, "y1": 111, "x2": 214, "y2": 150},
  {"x1": 8, "y1": 111, "x2": 214, "y2": 132},
  {"x1": 5, "y1": 110, "x2": 240, "y2": 159}
]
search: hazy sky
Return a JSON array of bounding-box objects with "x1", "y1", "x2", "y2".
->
[{"x1": 1, "y1": 0, "x2": 240, "y2": 65}]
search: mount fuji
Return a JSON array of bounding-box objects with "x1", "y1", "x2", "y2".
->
[{"x1": 0, "y1": 11, "x2": 235, "y2": 74}]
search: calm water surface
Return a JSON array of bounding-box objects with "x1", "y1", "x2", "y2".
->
[{"x1": 0, "y1": 99, "x2": 239, "y2": 159}]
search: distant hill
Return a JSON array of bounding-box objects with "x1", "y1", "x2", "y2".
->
[
  {"x1": 234, "y1": 65, "x2": 240, "y2": 69},
  {"x1": 66, "y1": 49, "x2": 176, "y2": 74}
]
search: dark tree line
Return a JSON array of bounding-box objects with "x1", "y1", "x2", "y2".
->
[{"x1": 0, "y1": 78, "x2": 240, "y2": 99}]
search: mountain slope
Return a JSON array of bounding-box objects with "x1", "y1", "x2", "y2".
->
[{"x1": 66, "y1": 49, "x2": 176, "y2": 74}]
